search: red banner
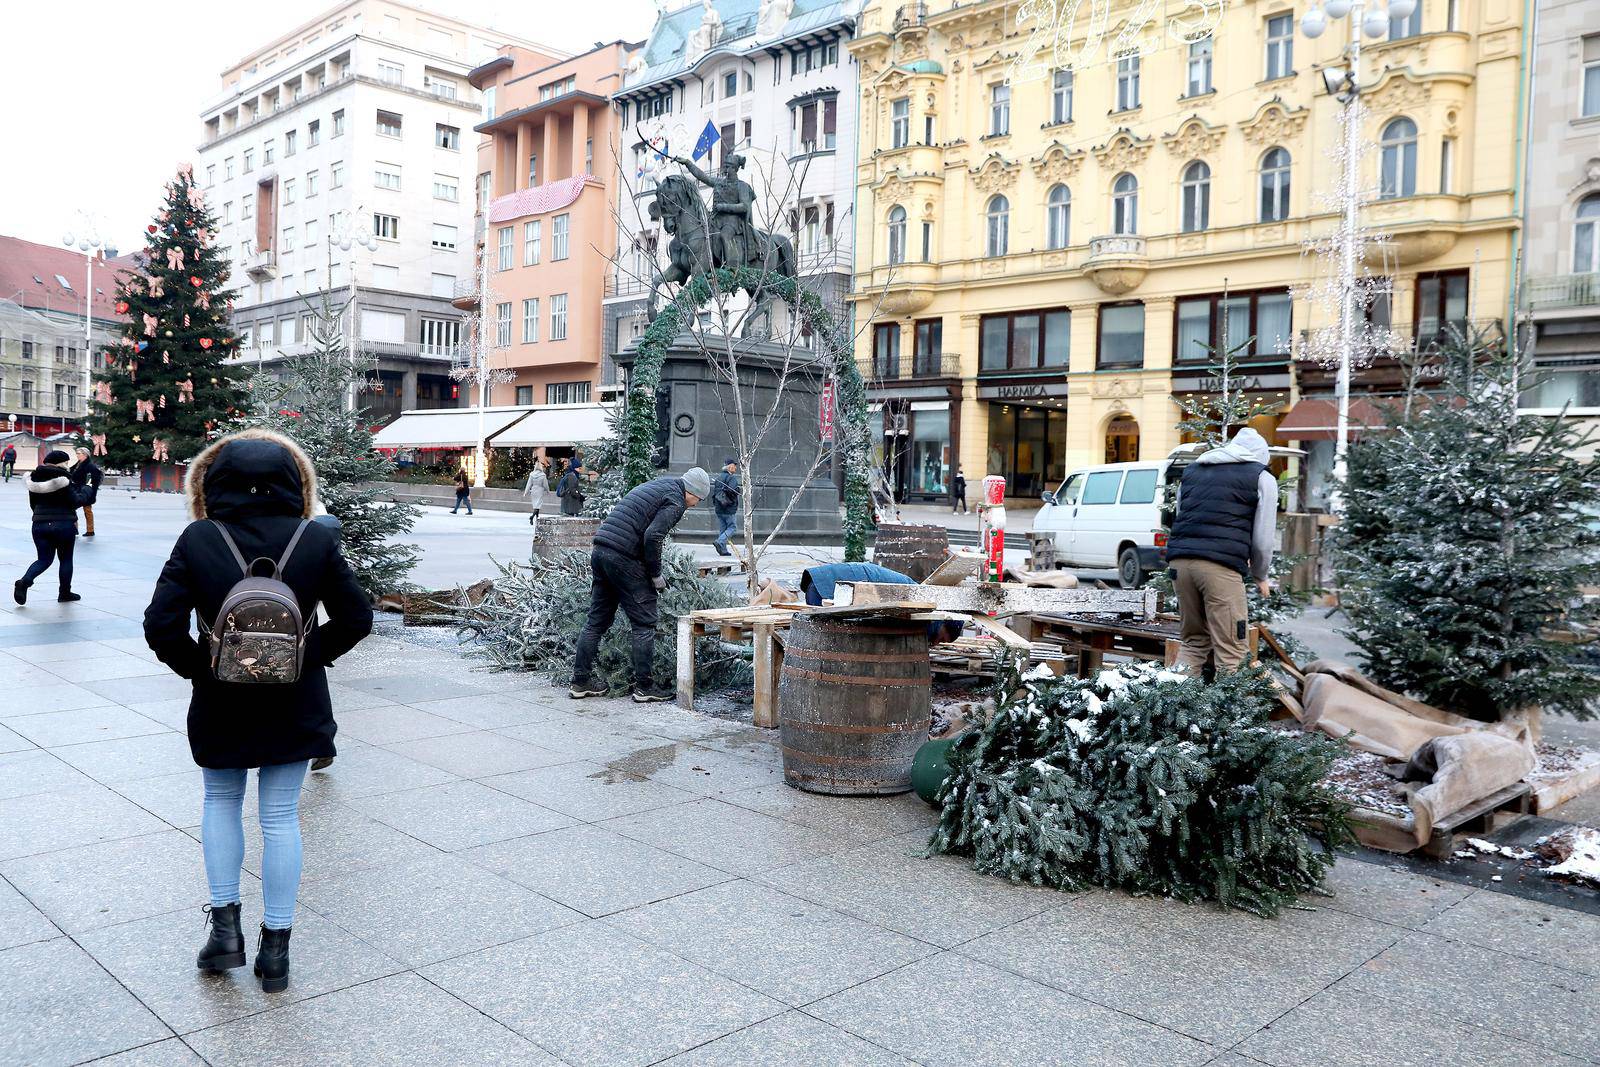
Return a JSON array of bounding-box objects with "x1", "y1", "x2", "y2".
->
[{"x1": 819, "y1": 379, "x2": 835, "y2": 442}]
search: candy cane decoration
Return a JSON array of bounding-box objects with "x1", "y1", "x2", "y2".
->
[
  {"x1": 157, "y1": 394, "x2": 167, "y2": 409},
  {"x1": 128, "y1": 360, "x2": 138, "y2": 380},
  {"x1": 162, "y1": 350, "x2": 170, "y2": 364}
]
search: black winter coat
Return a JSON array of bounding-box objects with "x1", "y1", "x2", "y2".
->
[
  {"x1": 71, "y1": 458, "x2": 104, "y2": 490},
  {"x1": 143, "y1": 430, "x2": 373, "y2": 769},
  {"x1": 590, "y1": 476, "x2": 687, "y2": 578},
  {"x1": 712, "y1": 470, "x2": 740, "y2": 516},
  {"x1": 26, "y1": 464, "x2": 96, "y2": 525}
]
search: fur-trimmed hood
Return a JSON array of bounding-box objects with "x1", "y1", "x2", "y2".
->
[
  {"x1": 185, "y1": 428, "x2": 322, "y2": 521},
  {"x1": 27, "y1": 466, "x2": 71, "y2": 495}
]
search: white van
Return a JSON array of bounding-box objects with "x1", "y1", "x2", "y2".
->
[{"x1": 1032, "y1": 444, "x2": 1301, "y2": 588}]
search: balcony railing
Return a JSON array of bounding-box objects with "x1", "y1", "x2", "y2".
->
[
  {"x1": 605, "y1": 272, "x2": 654, "y2": 299},
  {"x1": 860, "y1": 350, "x2": 961, "y2": 381},
  {"x1": 1085, "y1": 234, "x2": 1147, "y2": 260},
  {"x1": 894, "y1": 2, "x2": 928, "y2": 28},
  {"x1": 1525, "y1": 272, "x2": 1600, "y2": 312},
  {"x1": 1293, "y1": 317, "x2": 1504, "y2": 363}
]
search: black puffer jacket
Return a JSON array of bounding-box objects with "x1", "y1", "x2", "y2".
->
[
  {"x1": 26, "y1": 464, "x2": 96, "y2": 525},
  {"x1": 590, "y1": 476, "x2": 687, "y2": 578},
  {"x1": 143, "y1": 429, "x2": 373, "y2": 769}
]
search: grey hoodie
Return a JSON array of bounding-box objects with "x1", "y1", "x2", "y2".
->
[{"x1": 1188, "y1": 427, "x2": 1277, "y2": 581}]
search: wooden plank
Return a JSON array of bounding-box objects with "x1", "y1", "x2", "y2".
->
[
  {"x1": 752, "y1": 622, "x2": 778, "y2": 729},
  {"x1": 802, "y1": 601, "x2": 937, "y2": 619},
  {"x1": 676, "y1": 614, "x2": 696, "y2": 711},
  {"x1": 836, "y1": 581, "x2": 1155, "y2": 620},
  {"x1": 924, "y1": 550, "x2": 984, "y2": 586},
  {"x1": 1257, "y1": 624, "x2": 1304, "y2": 678},
  {"x1": 968, "y1": 615, "x2": 1032, "y2": 652}
]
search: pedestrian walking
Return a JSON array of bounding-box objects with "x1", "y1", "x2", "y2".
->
[
  {"x1": 1165, "y1": 426, "x2": 1277, "y2": 675},
  {"x1": 13, "y1": 449, "x2": 97, "y2": 605},
  {"x1": 143, "y1": 429, "x2": 373, "y2": 993},
  {"x1": 450, "y1": 466, "x2": 473, "y2": 514},
  {"x1": 556, "y1": 457, "x2": 586, "y2": 516},
  {"x1": 711, "y1": 459, "x2": 740, "y2": 556},
  {"x1": 569, "y1": 467, "x2": 709, "y2": 702},
  {"x1": 951, "y1": 465, "x2": 968, "y2": 514},
  {"x1": 73, "y1": 447, "x2": 104, "y2": 538},
  {"x1": 523, "y1": 456, "x2": 552, "y2": 534},
  {"x1": 1, "y1": 442, "x2": 16, "y2": 482}
]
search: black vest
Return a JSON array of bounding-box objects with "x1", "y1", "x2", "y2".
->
[{"x1": 1166, "y1": 460, "x2": 1265, "y2": 577}]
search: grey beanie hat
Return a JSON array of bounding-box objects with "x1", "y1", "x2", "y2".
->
[{"x1": 681, "y1": 466, "x2": 711, "y2": 499}]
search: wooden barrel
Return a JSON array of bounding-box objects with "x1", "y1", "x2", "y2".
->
[
  {"x1": 531, "y1": 516, "x2": 602, "y2": 558},
  {"x1": 872, "y1": 523, "x2": 949, "y2": 581},
  {"x1": 778, "y1": 615, "x2": 931, "y2": 795}
]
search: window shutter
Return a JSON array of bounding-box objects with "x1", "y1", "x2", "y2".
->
[
  {"x1": 801, "y1": 103, "x2": 817, "y2": 144},
  {"x1": 823, "y1": 97, "x2": 837, "y2": 136}
]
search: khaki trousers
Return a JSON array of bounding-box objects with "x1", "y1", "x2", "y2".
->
[
  {"x1": 1172, "y1": 558, "x2": 1249, "y2": 672},
  {"x1": 81, "y1": 505, "x2": 94, "y2": 535}
]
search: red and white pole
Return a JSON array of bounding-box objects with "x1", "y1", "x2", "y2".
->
[{"x1": 979, "y1": 474, "x2": 1006, "y2": 583}]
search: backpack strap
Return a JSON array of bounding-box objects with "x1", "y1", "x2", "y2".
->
[
  {"x1": 275, "y1": 519, "x2": 312, "y2": 579},
  {"x1": 209, "y1": 521, "x2": 251, "y2": 578}
]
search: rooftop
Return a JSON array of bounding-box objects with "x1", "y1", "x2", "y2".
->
[{"x1": 0, "y1": 235, "x2": 133, "y2": 324}]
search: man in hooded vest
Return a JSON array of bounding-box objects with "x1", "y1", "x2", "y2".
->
[{"x1": 1164, "y1": 426, "x2": 1278, "y2": 673}]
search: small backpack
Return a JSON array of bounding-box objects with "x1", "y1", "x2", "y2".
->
[{"x1": 201, "y1": 520, "x2": 313, "y2": 684}]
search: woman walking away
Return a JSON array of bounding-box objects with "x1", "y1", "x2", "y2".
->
[
  {"x1": 523, "y1": 456, "x2": 551, "y2": 534},
  {"x1": 451, "y1": 466, "x2": 473, "y2": 515},
  {"x1": 143, "y1": 428, "x2": 372, "y2": 992},
  {"x1": 14, "y1": 449, "x2": 97, "y2": 604}
]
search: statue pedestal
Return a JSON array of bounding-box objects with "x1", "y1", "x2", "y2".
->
[{"x1": 617, "y1": 332, "x2": 842, "y2": 545}]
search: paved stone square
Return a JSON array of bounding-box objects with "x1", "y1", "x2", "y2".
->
[{"x1": 2, "y1": 483, "x2": 1598, "y2": 1066}]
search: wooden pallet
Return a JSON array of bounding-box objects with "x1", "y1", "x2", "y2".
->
[
  {"x1": 675, "y1": 606, "x2": 799, "y2": 728},
  {"x1": 1418, "y1": 782, "x2": 1534, "y2": 859},
  {"x1": 1016, "y1": 613, "x2": 1258, "y2": 676}
]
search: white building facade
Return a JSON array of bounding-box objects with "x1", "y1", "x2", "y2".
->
[
  {"x1": 196, "y1": 0, "x2": 562, "y2": 421},
  {"x1": 605, "y1": 0, "x2": 863, "y2": 380}
]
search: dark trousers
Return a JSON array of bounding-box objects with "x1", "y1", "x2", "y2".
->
[
  {"x1": 1, "y1": 461, "x2": 13, "y2": 481},
  {"x1": 451, "y1": 488, "x2": 472, "y2": 513},
  {"x1": 952, "y1": 484, "x2": 967, "y2": 513},
  {"x1": 572, "y1": 549, "x2": 659, "y2": 686},
  {"x1": 20, "y1": 521, "x2": 76, "y2": 592}
]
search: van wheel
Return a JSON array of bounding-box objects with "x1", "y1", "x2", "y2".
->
[{"x1": 1117, "y1": 547, "x2": 1143, "y2": 589}]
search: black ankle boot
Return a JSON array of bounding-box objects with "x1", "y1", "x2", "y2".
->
[
  {"x1": 196, "y1": 903, "x2": 245, "y2": 972},
  {"x1": 254, "y1": 924, "x2": 292, "y2": 992}
]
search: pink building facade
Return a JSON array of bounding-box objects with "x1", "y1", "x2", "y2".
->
[{"x1": 468, "y1": 41, "x2": 636, "y2": 407}]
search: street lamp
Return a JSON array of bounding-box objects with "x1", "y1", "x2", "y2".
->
[
  {"x1": 326, "y1": 212, "x2": 376, "y2": 412},
  {"x1": 61, "y1": 216, "x2": 118, "y2": 441}
]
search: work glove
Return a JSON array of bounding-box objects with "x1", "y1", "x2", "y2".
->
[{"x1": 652, "y1": 575, "x2": 667, "y2": 591}]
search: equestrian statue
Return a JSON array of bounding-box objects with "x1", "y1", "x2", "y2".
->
[{"x1": 647, "y1": 152, "x2": 798, "y2": 340}]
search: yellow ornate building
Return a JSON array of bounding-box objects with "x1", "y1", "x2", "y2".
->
[{"x1": 849, "y1": 0, "x2": 1526, "y2": 505}]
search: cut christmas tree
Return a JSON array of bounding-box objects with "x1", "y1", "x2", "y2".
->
[
  {"x1": 88, "y1": 165, "x2": 248, "y2": 471},
  {"x1": 247, "y1": 287, "x2": 420, "y2": 598},
  {"x1": 1334, "y1": 327, "x2": 1600, "y2": 721}
]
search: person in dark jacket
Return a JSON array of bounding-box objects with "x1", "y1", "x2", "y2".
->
[
  {"x1": 14, "y1": 449, "x2": 97, "y2": 604},
  {"x1": 557, "y1": 456, "x2": 586, "y2": 516},
  {"x1": 711, "y1": 459, "x2": 740, "y2": 556},
  {"x1": 951, "y1": 465, "x2": 968, "y2": 515},
  {"x1": 1, "y1": 443, "x2": 16, "y2": 481},
  {"x1": 143, "y1": 428, "x2": 373, "y2": 993},
  {"x1": 450, "y1": 466, "x2": 473, "y2": 514},
  {"x1": 1164, "y1": 427, "x2": 1277, "y2": 673},
  {"x1": 73, "y1": 447, "x2": 104, "y2": 537},
  {"x1": 570, "y1": 467, "x2": 709, "y2": 702}
]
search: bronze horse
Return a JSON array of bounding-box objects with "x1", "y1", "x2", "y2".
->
[{"x1": 646, "y1": 171, "x2": 798, "y2": 339}]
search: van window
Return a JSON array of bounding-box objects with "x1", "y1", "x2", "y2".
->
[
  {"x1": 1057, "y1": 473, "x2": 1084, "y2": 505},
  {"x1": 1119, "y1": 468, "x2": 1158, "y2": 504},
  {"x1": 1082, "y1": 470, "x2": 1124, "y2": 504}
]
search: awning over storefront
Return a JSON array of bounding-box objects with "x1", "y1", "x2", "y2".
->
[
  {"x1": 1276, "y1": 397, "x2": 1390, "y2": 440},
  {"x1": 371, "y1": 408, "x2": 529, "y2": 449},
  {"x1": 488, "y1": 403, "x2": 614, "y2": 447}
]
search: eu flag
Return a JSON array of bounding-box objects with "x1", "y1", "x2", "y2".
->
[{"x1": 691, "y1": 120, "x2": 720, "y2": 162}]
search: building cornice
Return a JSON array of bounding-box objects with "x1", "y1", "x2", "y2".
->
[{"x1": 198, "y1": 72, "x2": 482, "y2": 153}]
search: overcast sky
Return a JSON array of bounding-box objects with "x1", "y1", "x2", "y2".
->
[{"x1": 0, "y1": 0, "x2": 659, "y2": 256}]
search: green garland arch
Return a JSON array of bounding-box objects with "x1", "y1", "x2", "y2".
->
[{"x1": 623, "y1": 268, "x2": 871, "y2": 561}]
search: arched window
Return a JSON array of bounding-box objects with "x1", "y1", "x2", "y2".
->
[
  {"x1": 986, "y1": 194, "x2": 1009, "y2": 257},
  {"x1": 887, "y1": 205, "x2": 907, "y2": 266},
  {"x1": 1180, "y1": 160, "x2": 1210, "y2": 232},
  {"x1": 1379, "y1": 117, "x2": 1418, "y2": 199},
  {"x1": 1112, "y1": 173, "x2": 1138, "y2": 235},
  {"x1": 1259, "y1": 147, "x2": 1291, "y2": 223},
  {"x1": 1046, "y1": 184, "x2": 1071, "y2": 250},
  {"x1": 1574, "y1": 194, "x2": 1600, "y2": 274}
]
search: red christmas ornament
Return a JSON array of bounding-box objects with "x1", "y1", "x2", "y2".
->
[
  {"x1": 114, "y1": 300, "x2": 129, "y2": 314},
  {"x1": 189, "y1": 276, "x2": 202, "y2": 288},
  {"x1": 146, "y1": 224, "x2": 158, "y2": 234},
  {"x1": 198, "y1": 337, "x2": 213, "y2": 349}
]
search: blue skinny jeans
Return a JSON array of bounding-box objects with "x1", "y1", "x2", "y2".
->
[{"x1": 201, "y1": 762, "x2": 310, "y2": 930}]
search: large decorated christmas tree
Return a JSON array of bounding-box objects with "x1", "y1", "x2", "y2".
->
[{"x1": 88, "y1": 165, "x2": 248, "y2": 469}]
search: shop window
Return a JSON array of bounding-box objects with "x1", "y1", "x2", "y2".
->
[
  {"x1": 1174, "y1": 289, "x2": 1293, "y2": 362},
  {"x1": 1097, "y1": 303, "x2": 1145, "y2": 368},
  {"x1": 1104, "y1": 417, "x2": 1140, "y2": 464}
]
